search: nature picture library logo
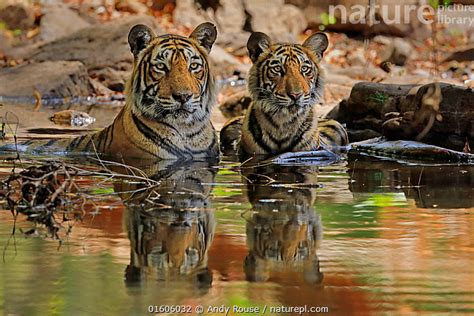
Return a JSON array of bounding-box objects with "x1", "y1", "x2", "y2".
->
[{"x1": 328, "y1": 0, "x2": 474, "y2": 27}]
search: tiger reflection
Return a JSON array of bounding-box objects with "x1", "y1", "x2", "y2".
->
[
  {"x1": 242, "y1": 165, "x2": 323, "y2": 284},
  {"x1": 116, "y1": 161, "x2": 216, "y2": 287}
]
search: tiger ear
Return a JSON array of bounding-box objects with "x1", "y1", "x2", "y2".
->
[
  {"x1": 247, "y1": 32, "x2": 271, "y2": 63},
  {"x1": 302, "y1": 32, "x2": 329, "y2": 61},
  {"x1": 128, "y1": 24, "x2": 155, "y2": 58},
  {"x1": 189, "y1": 22, "x2": 217, "y2": 53}
]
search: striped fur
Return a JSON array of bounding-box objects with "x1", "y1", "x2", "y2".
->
[
  {"x1": 4, "y1": 23, "x2": 220, "y2": 161},
  {"x1": 243, "y1": 165, "x2": 323, "y2": 283},
  {"x1": 120, "y1": 161, "x2": 216, "y2": 284},
  {"x1": 221, "y1": 32, "x2": 348, "y2": 158}
]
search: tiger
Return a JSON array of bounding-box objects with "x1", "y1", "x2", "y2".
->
[
  {"x1": 2, "y1": 23, "x2": 220, "y2": 161},
  {"x1": 119, "y1": 160, "x2": 216, "y2": 287},
  {"x1": 220, "y1": 31, "x2": 348, "y2": 159},
  {"x1": 242, "y1": 165, "x2": 323, "y2": 284}
]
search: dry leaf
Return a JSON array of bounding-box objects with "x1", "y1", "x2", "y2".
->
[{"x1": 33, "y1": 89, "x2": 42, "y2": 111}]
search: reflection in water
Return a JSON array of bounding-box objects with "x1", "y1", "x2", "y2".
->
[
  {"x1": 115, "y1": 161, "x2": 216, "y2": 288},
  {"x1": 242, "y1": 165, "x2": 323, "y2": 284},
  {"x1": 348, "y1": 159, "x2": 474, "y2": 208},
  {"x1": 0, "y1": 156, "x2": 473, "y2": 315}
]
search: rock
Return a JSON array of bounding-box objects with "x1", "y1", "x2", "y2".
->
[
  {"x1": 382, "y1": 38, "x2": 413, "y2": 66},
  {"x1": 173, "y1": 0, "x2": 303, "y2": 41},
  {"x1": 216, "y1": 32, "x2": 249, "y2": 55},
  {"x1": 39, "y1": 4, "x2": 90, "y2": 42},
  {"x1": 347, "y1": 48, "x2": 366, "y2": 67},
  {"x1": 382, "y1": 75, "x2": 434, "y2": 85},
  {"x1": 89, "y1": 78, "x2": 114, "y2": 96},
  {"x1": 216, "y1": 31, "x2": 297, "y2": 57},
  {"x1": 218, "y1": 90, "x2": 251, "y2": 119},
  {"x1": 323, "y1": 71, "x2": 357, "y2": 104},
  {"x1": 243, "y1": 0, "x2": 307, "y2": 36},
  {"x1": 173, "y1": 0, "x2": 209, "y2": 29},
  {"x1": 324, "y1": 83, "x2": 353, "y2": 104},
  {"x1": 0, "y1": 61, "x2": 94, "y2": 97},
  {"x1": 25, "y1": 15, "x2": 161, "y2": 92},
  {"x1": 90, "y1": 67, "x2": 129, "y2": 92},
  {"x1": 0, "y1": 3, "x2": 34, "y2": 30},
  {"x1": 325, "y1": 73, "x2": 358, "y2": 87},
  {"x1": 335, "y1": 82, "x2": 474, "y2": 151},
  {"x1": 215, "y1": 0, "x2": 246, "y2": 33},
  {"x1": 348, "y1": 139, "x2": 474, "y2": 162},
  {"x1": 279, "y1": 4, "x2": 307, "y2": 36},
  {"x1": 209, "y1": 45, "x2": 250, "y2": 78},
  {"x1": 328, "y1": 64, "x2": 388, "y2": 81},
  {"x1": 352, "y1": 117, "x2": 384, "y2": 132}
]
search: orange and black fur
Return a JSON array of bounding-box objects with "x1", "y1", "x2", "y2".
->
[
  {"x1": 242, "y1": 165, "x2": 323, "y2": 283},
  {"x1": 120, "y1": 161, "x2": 216, "y2": 286},
  {"x1": 220, "y1": 32, "x2": 348, "y2": 158},
  {"x1": 4, "y1": 23, "x2": 220, "y2": 161}
]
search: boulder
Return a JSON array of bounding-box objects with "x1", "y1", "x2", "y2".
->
[
  {"x1": 39, "y1": 4, "x2": 90, "y2": 42},
  {"x1": 209, "y1": 45, "x2": 250, "y2": 79},
  {"x1": 215, "y1": 32, "x2": 250, "y2": 54},
  {"x1": 329, "y1": 82, "x2": 474, "y2": 151},
  {"x1": 173, "y1": 0, "x2": 209, "y2": 29},
  {"x1": 327, "y1": 64, "x2": 388, "y2": 81},
  {"x1": 218, "y1": 90, "x2": 252, "y2": 119},
  {"x1": 0, "y1": 61, "x2": 94, "y2": 97},
  {"x1": 214, "y1": 0, "x2": 246, "y2": 33},
  {"x1": 24, "y1": 15, "x2": 161, "y2": 91},
  {"x1": 244, "y1": 0, "x2": 307, "y2": 36}
]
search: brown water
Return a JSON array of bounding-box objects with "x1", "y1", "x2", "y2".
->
[{"x1": 0, "y1": 156, "x2": 473, "y2": 316}]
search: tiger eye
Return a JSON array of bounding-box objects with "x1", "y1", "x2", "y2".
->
[
  {"x1": 301, "y1": 65, "x2": 311, "y2": 73},
  {"x1": 269, "y1": 65, "x2": 282, "y2": 77},
  {"x1": 189, "y1": 62, "x2": 202, "y2": 71},
  {"x1": 153, "y1": 63, "x2": 167, "y2": 72}
]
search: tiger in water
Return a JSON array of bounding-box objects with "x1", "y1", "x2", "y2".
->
[
  {"x1": 220, "y1": 31, "x2": 348, "y2": 158},
  {"x1": 3, "y1": 23, "x2": 220, "y2": 161}
]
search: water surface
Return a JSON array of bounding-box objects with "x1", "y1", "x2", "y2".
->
[{"x1": 0, "y1": 156, "x2": 472, "y2": 315}]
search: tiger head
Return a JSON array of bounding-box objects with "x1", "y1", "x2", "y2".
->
[
  {"x1": 127, "y1": 23, "x2": 217, "y2": 125},
  {"x1": 246, "y1": 31, "x2": 328, "y2": 114}
]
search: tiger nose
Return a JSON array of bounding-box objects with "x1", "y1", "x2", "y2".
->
[
  {"x1": 172, "y1": 92, "x2": 192, "y2": 104},
  {"x1": 288, "y1": 92, "x2": 303, "y2": 101}
]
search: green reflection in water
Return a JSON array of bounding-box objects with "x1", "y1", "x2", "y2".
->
[{"x1": 318, "y1": 202, "x2": 379, "y2": 239}]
